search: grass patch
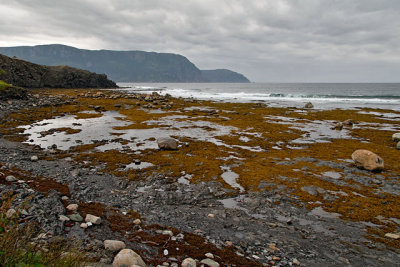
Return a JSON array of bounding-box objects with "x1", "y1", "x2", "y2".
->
[
  {"x1": 0, "y1": 80, "x2": 11, "y2": 91},
  {"x1": 0, "y1": 192, "x2": 85, "y2": 267}
]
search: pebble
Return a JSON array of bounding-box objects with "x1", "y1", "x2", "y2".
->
[
  {"x1": 268, "y1": 243, "x2": 280, "y2": 252},
  {"x1": 384, "y1": 233, "x2": 400, "y2": 239},
  {"x1": 112, "y1": 249, "x2": 146, "y2": 267},
  {"x1": 175, "y1": 233, "x2": 184, "y2": 241},
  {"x1": 104, "y1": 240, "x2": 126, "y2": 252},
  {"x1": 133, "y1": 218, "x2": 141, "y2": 225},
  {"x1": 61, "y1": 196, "x2": 69, "y2": 201},
  {"x1": 80, "y1": 223, "x2": 88, "y2": 229},
  {"x1": 5, "y1": 175, "x2": 17, "y2": 182},
  {"x1": 200, "y1": 258, "x2": 220, "y2": 267},
  {"x1": 207, "y1": 213, "x2": 215, "y2": 218},
  {"x1": 205, "y1": 253, "x2": 214, "y2": 259},
  {"x1": 85, "y1": 214, "x2": 102, "y2": 225},
  {"x1": 181, "y1": 258, "x2": 196, "y2": 267},
  {"x1": 6, "y1": 208, "x2": 16, "y2": 218},
  {"x1": 162, "y1": 230, "x2": 173, "y2": 236},
  {"x1": 20, "y1": 209, "x2": 28, "y2": 216},
  {"x1": 397, "y1": 141, "x2": 400, "y2": 150},
  {"x1": 59, "y1": 215, "x2": 70, "y2": 221},
  {"x1": 30, "y1": 155, "x2": 38, "y2": 162},
  {"x1": 293, "y1": 258, "x2": 300, "y2": 265},
  {"x1": 66, "y1": 204, "x2": 78, "y2": 211},
  {"x1": 68, "y1": 213, "x2": 83, "y2": 222}
]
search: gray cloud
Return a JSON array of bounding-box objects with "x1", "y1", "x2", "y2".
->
[{"x1": 0, "y1": 0, "x2": 399, "y2": 82}]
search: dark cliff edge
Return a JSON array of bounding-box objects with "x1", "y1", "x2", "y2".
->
[
  {"x1": 0, "y1": 53, "x2": 117, "y2": 90},
  {"x1": 201, "y1": 69, "x2": 250, "y2": 83},
  {"x1": 0, "y1": 44, "x2": 250, "y2": 83}
]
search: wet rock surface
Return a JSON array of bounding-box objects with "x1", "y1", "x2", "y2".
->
[
  {"x1": 1, "y1": 139, "x2": 399, "y2": 266},
  {"x1": 1, "y1": 93, "x2": 400, "y2": 266}
]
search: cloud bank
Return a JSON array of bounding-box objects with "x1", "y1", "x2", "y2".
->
[{"x1": 0, "y1": 0, "x2": 399, "y2": 82}]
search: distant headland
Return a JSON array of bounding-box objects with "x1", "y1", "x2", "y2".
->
[{"x1": 0, "y1": 44, "x2": 250, "y2": 83}]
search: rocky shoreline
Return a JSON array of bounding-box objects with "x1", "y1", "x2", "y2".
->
[{"x1": 1, "y1": 89, "x2": 400, "y2": 266}]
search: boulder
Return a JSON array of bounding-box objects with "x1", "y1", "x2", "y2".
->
[
  {"x1": 351, "y1": 149, "x2": 384, "y2": 172},
  {"x1": 182, "y1": 258, "x2": 197, "y2": 267},
  {"x1": 104, "y1": 240, "x2": 126, "y2": 252},
  {"x1": 343, "y1": 119, "x2": 354, "y2": 126},
  {"x1": 112, "y1": 249, "x2": 146, "y2": 267},
  {"x1": 157, "y1": 137, "x2": 178, "y2": 150},
  {"x1": 304, "y1": 102, "x2": 314, "y2": 108},
  {"x1": 200, "y1": 258, "x2": 220, "y2": 267},
  {"x1": 392, "y1": 133, "x2": 400, "y2": 142},
  {"x1": 332, "y1": 122, "x2": 343, "y2": 130}
]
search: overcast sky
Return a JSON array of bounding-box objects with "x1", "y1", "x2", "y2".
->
[{"x1": 0, "y1": 0, "x2": 399, "y2": 82}]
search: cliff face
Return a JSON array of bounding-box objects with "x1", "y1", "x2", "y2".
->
[
  {"x1": 0, "y1": 44, "x2": 250, "y2": 83},
  {"x1": 0, "y1": 53, "x2": 117, "y2": 88}
]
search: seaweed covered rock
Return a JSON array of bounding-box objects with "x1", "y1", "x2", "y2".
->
[
  {"x1": 0, "y1": 54, "x2": 117, "y2": 89},
  {"x1": 351, "y1": 149, "x2": 384, "y2": 172}
]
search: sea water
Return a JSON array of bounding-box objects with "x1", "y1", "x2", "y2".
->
[{"x1": 117, "y1": 83, "x2": 400, "y2": 110}]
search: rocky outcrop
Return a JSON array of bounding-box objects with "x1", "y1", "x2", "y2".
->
[
  {"x1": 0, "y1": 54, "x2": 117, "y2": 88},
  {"x1": 351, "y1": 149, "x2": 384, "y2": 172}
]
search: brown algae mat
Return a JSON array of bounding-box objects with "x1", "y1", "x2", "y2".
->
[{"x1": 1, "y1": 88, "x2": 400, "y2": 250}]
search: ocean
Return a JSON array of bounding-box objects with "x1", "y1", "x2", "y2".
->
[{"x1": 117, "y1": 83, "x2": 400, "y2": 110}]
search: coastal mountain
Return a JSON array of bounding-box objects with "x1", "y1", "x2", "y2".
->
[
  {"x1": 0, "y1": 44, "x2": 250, "y2": 83},
  {"x1": 201, "y1": 69, "x2": 250, "y2": 83},
  {"x1": 0, "y1": 53, "x2": 117, "y2": 89}
]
